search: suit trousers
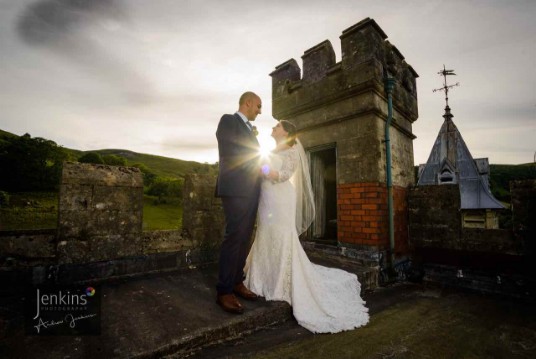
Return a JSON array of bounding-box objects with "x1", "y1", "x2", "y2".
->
[{"x1": 217, "y1": 195, "x2": 259, "y2": 295}]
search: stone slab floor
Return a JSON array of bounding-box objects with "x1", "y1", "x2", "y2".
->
[{"x1": 190, "y1": 284, "x2": 536, "y2": 359}]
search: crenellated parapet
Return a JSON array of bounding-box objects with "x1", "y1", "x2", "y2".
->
[
  {"x1": 271, "y1": 59, "x2": 301, "y2": 100},
  {"x1": 270, "y1": 17, "x2": 418, "y2": 123},
  {"x1": 302, "y1": 40, "x2": 336, "y2": 84}
]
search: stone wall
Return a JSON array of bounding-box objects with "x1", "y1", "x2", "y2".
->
[
  {"x1": 57, "y1": 162, "x2": 144, "y2": 263},
  {"x1": 182, "y1": 174, "x2": 225, "y2": 262},
  {"x1": 0, "y1": 166, "x2": 223, "y2": 288},
  {"x1": 270, "y1": 18, "x2": 418, "y2": 260},
  {"x1": 409, "y1": 185, "x2": 461, "y2": 249},
  {"x1": 0, "y1": 229, "x2": 56, "y2": 265},
  {"x1": 511, "y1": 179, "x2": 535, "y2": 254},
  {"x1": 408, "y1": 182, "x2": 534, "y2": 297},
  {"x1": 409, "y1": 184, "x2": 523, "y2": 255}
]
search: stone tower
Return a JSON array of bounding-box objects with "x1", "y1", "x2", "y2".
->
[{"x1": 270, "y1": 18, "x2": 418, "y2": 263}]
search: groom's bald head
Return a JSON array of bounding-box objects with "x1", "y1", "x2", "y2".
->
[
  {"x1": 239, "y1": 91, "x2": 260, "y2": 106},
  {"x1": 238, "y1": 91, "x2": 262, "y2": 121}
]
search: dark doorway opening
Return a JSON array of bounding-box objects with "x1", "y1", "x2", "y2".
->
[{"x1": 308, "y1": 145, "x2": 337, "y2": 245}]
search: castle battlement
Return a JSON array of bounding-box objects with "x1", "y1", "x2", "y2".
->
[
  {"x1": 268, "y1": 18, "x2": 420, "y2": 258},
  {"x1": 270, "y1": 18, "x2": 419, "y2": 122},
  {"x1": 302, "y1": 40, "x2": 336, "y2": 84}
]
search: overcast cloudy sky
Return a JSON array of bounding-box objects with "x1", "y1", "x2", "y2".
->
[{"x1": 1, "y1": 0, "x2": 534, "y2": 164}]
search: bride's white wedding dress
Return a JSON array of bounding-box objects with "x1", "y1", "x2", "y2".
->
[{"x1": 244, "y1": 146, "x2": 369, "y2": 333}]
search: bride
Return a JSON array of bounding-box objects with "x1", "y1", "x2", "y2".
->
[{"x1": 244, "y1": 120, "x2": 369, "y2": 333}]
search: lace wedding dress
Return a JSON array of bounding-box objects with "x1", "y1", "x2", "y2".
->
[{"x1": 244, "y1": 146, "x2": 369, "y2": 333}]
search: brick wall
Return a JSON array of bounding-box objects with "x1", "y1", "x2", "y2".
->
[
  {"x1": 394, "y1": 186, "x2": 409, "y2": 254},
  {"x1": 337, "y1": 182, "x2": 408, "y2": 256}
]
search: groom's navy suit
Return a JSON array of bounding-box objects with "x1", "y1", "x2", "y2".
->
[{"x1": 215, "y1": 113, "x2": 261, "y2": 295}]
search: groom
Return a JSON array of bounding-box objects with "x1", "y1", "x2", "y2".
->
[{"x1": 215, "y1": 91, "x2": 262, "y2": 314}]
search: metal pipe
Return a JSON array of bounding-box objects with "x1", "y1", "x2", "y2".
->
[{"x1": 384, "y1": 76, "x2": 396, "y2": 271}]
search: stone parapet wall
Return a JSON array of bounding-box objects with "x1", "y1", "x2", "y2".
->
[
  {"x1": 409, "y1": 184, "x2": 523, "y2": 255},
  {"x1": 57, "y1": 162, "x2": 144, "y2": 263},
  {"x1": 0, "y1": 228, "x2": 202, "y2": 287},
  {"x1": 422, "y1": 263, "x2": 535, "y2": 300},
  {"x1": 144, "y1": 230, "x2": 195, "y2": 254},
  {"x1": 0, "y1": 229, "x2": 195, "y2": 261},
  {"x1": 0, "y1": 229, "x2": 56, "y2": 264},
  {"x1": 511, "y1": 179, "x2": 535, "y2": 254},
  {"x1": 0, "y1": 169, "x2": 224, "y2": 287},
  {"x1": 409, "y1": 185, "x2": 461, "y2": 248},
  {"x1": 182, "y1": 174, "x2": 224, "y2": 262}
]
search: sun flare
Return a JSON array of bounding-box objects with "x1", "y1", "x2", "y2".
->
[{"x1": 257, "y1": 133, "x2": 275, "y2": 158}]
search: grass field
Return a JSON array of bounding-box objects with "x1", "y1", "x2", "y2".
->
[
  {"x1": 0, "y1": 192, "x2": 58, "y2": 231},
  {"x1": 142, "y1": 195, "x2": 182, "y2": 231},
  {"x1": 0, "y1": 192, "x2": 182, "y2": 231}
]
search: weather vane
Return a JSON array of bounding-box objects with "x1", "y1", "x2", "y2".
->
[{"x1": 432, "y1": 65, "x2": 460, "y2": 107}]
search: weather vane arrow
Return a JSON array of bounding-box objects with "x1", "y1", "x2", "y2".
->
[{"x1": 433, "y1": 64, "x2": 460, "y2": 107}]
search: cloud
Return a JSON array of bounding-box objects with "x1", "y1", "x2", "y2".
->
[
  {"x1": 161, "y1": 137, "x2": 216, "y2": 152},
  {"x1": 2, "y1": 0, "x2": 535, "y2": 165},
  {"x1": 16, "y1": 0, "x2": 153, "y2": 103},
  {"x1": 16, "y1": 0, "x2": 124, "y2": 46}
]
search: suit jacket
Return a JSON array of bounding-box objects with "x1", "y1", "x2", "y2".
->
[{"x1": 215, "y1": 113, "x2": 261, "y2": 197}]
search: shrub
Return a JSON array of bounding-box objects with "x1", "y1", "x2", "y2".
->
[
  {"x1": 0, "y1": 191, "x2": 9, "y2": 207},
  {"x1": 146, "y1": 178, "x2": 184, "y2": 203},
  {"x1": 78, "y1": 152, "x2": 104, "y2": 164},
  {"x1": 102, "y1": 154, "x2": 127, "y2": 166}
]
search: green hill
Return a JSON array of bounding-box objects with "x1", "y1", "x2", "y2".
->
[
  {"x1": 0, "y1": 129, "x2": 211, "y2": 180},
  {"x1": 89, "y1": 149, "x2": 210, "y2": 179},
  {"x1": 0, "y1": 129, "x2": 18, "y2": 147},
  {"x1": 489, "y1": 163, "x2": 536, "y2": 202},
  {"x1": 2, "y1": 128, "x2": 533, "y2": 193},
  {"x1": 0, "y1": 129, "x2": 17, "y2": 139}
]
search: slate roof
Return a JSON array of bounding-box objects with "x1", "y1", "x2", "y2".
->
[{"x1": 417, "y1": 106, "x2": 504, "y2": 209}]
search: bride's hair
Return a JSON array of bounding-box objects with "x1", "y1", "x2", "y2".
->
[{"x1": 280, "y1": 120, "x2": 297, "y2": 146}]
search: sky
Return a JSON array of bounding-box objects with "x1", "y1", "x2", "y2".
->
[{"x1": 0, "y1": 0, "x2": 534, "y2": 165}]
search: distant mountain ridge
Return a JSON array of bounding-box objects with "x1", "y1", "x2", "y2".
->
[
  {"x1": 90, "y1": 148, "x2": 211, "y2": 179},
  {"x1": 0, "y1": 129, "x2": 210, "y2": 180},
  {"x1": 0, "y1": 129, "x2": 18, "y2": 145},
  {"x1": 1, "y1": 128, "x2": 533, "y2": 195}
]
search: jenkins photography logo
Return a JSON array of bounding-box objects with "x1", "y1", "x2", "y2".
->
[{"x1": 25, "y1": 285, "x2": 101, "y2": 335}]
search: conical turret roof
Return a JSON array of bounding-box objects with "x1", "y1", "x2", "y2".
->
[{"x1": 417, "y1": 106, "x2": 504, "y2": 209}]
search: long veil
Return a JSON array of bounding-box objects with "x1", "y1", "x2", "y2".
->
[{"x1": 290, "y1": 139, "x2": 315, "y2": 235}]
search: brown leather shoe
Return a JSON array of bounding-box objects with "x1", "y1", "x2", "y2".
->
[
  {"x1": 233, "y1": 282, "x2": 259, "y2": 301},
  {"x1": 216, "y1": 294, "x2": 244, "y2": 314}
]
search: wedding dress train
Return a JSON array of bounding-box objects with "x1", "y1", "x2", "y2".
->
[{"x1": 244, "y1": 147, "x2": 369, "y2": 333}]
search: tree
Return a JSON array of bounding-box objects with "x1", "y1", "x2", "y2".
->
[
  {"x1": 102, "y1": 154, "x2": 127, "y2": 166},
  {"x1": 0, "y1": 133, "x2": 69, "y2": 191},
  {"x1": 146, "y1": 177, "x2": 184, "y2": 203},
  {"x1": 78, "y1": 152, "x2": 104, "y2": 164},
  {"x1": 131, "y1": 163, "x2": 157, "y2": 186}
]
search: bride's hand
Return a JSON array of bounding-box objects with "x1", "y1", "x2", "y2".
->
[
  {"x1": 260, "y1": 163, "x2": 278, "y2": 181},
  {"x1": 266, "y1": 169, "x2": 279, "y2": 182}
]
